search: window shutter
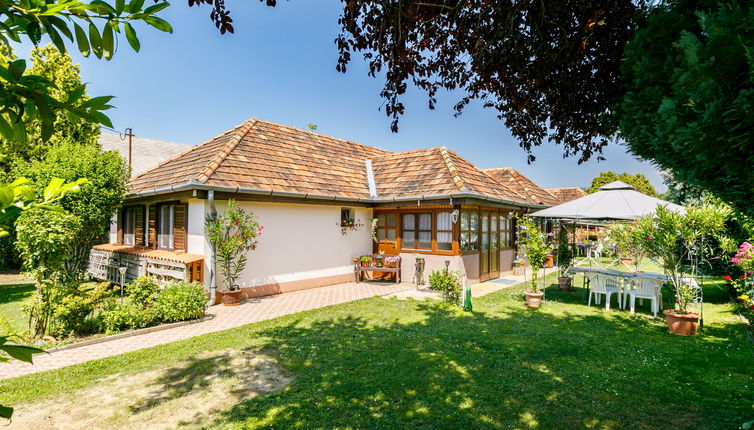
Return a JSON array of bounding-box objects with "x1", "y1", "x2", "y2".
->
[
  {"x1": 116, "y1": 208, "x2": 124, "y2": 245},
  {"x1": 173, "y1": 203, "x2": 188, "y2": 252},
  {"x1": 148, "y1": 204, "x2": 157, "y2": 249},
  {"x1": 135, "y1": 205, "x2": 146, "y2": 246}
]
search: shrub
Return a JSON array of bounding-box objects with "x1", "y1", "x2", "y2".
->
[
  {"x1": 428, "y1": 270, "x2": 462, "y2": 305},
  {"x1": 156, "y1": 281, "x2": 206, "y2": 323},
  {"x1": 204, "y1": 200, "x2": 261, "y2": 291},
  {"x1": 100, "y1": 301, "x2": 159, "y2": 334},
  {"x1": 127, "y1": 276, "x2": 161, "y2": 309}
]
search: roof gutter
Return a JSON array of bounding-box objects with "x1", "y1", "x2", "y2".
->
[{"x1": 128, "y1": 182, "x2": 548, "y2": 209}]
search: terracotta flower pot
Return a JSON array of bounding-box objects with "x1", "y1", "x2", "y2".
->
[
  {"x1": 220, "y1": 289, "x2": 243, "y2": 306},
  {"x1": 525, "y1": 291, "x2": 544, "y2": 308},
  {"x1": 558, "y1": 277, "x2": 572, "y2": 291},
  {"x1": 545, "y1": 256, "x2": 554, "y2": 268},
  {"x1": 663, "y1": 309, "x2": 700, "y2": 336}
]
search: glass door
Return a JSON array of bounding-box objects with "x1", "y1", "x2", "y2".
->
[{"x1": 489, "y1": 214, "x2": 499, "y2": 277}]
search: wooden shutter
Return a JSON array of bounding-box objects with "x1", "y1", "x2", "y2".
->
[
  {"x1": 173, "y1": 203, "x2": 188, "y2": 252},
  {"x1": 148, "y1": 204, "x2": 157, "y2": 249},
  {"x1": 116, "y1": 208, "x2": 124, "y2": 245},
  {"x1": 134, "y1": 205, "x2": 146, "y2": 246}
]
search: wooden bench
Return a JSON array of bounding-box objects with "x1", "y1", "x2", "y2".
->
[{"x1": 354, "y1": 255, "x2": 401, "y2": 283}]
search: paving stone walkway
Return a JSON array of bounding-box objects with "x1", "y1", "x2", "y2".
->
[{"x1": 0, "y1": 281, "x2": 412, "y2": 380}]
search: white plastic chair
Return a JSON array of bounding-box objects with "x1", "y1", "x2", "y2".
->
[
  {"x1": 590, "y1": 243, "x2": 603, "y2": 259},
  {"x1": 624, "y1": 277, "x2": 663, "y2": 316},
  {"x1": 587, "y1": 273, "x2": 623, "y2": 311}
]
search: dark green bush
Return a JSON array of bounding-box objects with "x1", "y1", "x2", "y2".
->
[
  {"x1": 126, "y1": 276, "x2": 161, "y2": 309},
  {"x1": 156, "y1": 281, "x2": 206, "y2": 323},
  {"x1": 428, "y1": 270, "x2": 462, "y2": 305}
]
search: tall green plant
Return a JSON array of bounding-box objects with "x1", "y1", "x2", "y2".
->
[
  {"x1": 516, "y1": 215, "x2": 550, "y2": 292},
  {"x1": 641, "y1": 204, "x2": 729, "y2": 314},
  {"x1": 204, "y1": 200, "x2": 262, "y2": 291}
]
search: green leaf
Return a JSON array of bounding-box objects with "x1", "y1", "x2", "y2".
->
[
  {"x1": 0, "y1": 404, "x2": 12, "y2": 419},
  {"x1": 11, "y1": 118, "x2": 26, "y2": 145},
  {"x1": 115, "y1": 0, "x2": 125, "y2": 14},
  {"x1": 89, "y1": 23, "x2": 103, "y2": 59},
  {"x1": 123, "y1": 22, "x2": 139, "y2": 52},
  {"x1": 90, "y1": 0, "x2": 116, "y2": 14},
  {"x1": 43, "y1": 177, "x2": 65, "y2": 201},
  {"x1": 46, "y1": 16, "x2": 74, "y2": 41},
  {"x1": 26, "y1": 21, "x2": 42, "y2": 45},
  {"x1": 102, "y1": 22, "x2": 114, "y2": 60},
  {"x1": 0, "y1": 186, "x2": 14, "y2": 209},
  {"x1": 8, "y1": 59, "x2": 26, "y2": 81},
  {"x1": 144, "y1": 16, "x2": 172, "y2": 33},
  {"x1": 67, "y1": 85, "x2": 86, "y2": 104},
  {"x1": 0, "y1": 117, "x2": 13, "y2": 141},
  {"x1": 74, "y1": 23, "x2": 90, "y2": 57},
  {"x1": 44, "y1": 23, "x2": 67, "y2": 53},
  {"x1": 143, "y1": 2, "x2": 169, "y2": 15},
  {"x1": 0, "y1": 344, "x2": 43, "y2": 363},
  {"x1": 127, "y1": 0, "x2": 146, "y2": 13}
]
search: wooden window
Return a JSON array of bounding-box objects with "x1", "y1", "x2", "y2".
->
[
  {"x1": 435, "y1": 211, "x2": 453, "y2": 251},
  {"x1": 158, "y1": 203, "x2": 175, "y2": 250},
  {"x1": 460, "y1": 210, "x2": 479, "y2": 252},
  {"x1": 376, "y1": 213, "x2": 397, "y2": 241},
  {"x1": 500, "y1": 215, "x2": 513, "y2": 248},
  {"x1": 401, "y1": 212, "x2": 432, "y2": 250},
  {"x1": 122, "y1": 207, "x2": 136, "y2": 246}
]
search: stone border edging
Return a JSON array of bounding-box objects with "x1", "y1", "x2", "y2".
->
[{"x1": 43, "y1": 314, "x2": 215, "y2": 353}]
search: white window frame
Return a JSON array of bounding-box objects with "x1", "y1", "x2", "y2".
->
[
  {"x1": 123, "y1": 207, "x2": 136, "y2": 246},
  {"x1": 158, "y1": 204, "x2": 175, "y2": 251}
]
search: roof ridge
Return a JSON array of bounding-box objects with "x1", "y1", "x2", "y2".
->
[
  {"x1": 255, "y1": 119, "x2": 393, "y2": 155},
  {"x1": 438, "y1": 146, "x2": 467, "y2": 192},
  {"x1": 196, "y1": 119, "x2": 257, "y2": 184}
]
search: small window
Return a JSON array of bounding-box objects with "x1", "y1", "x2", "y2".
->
[
  {"x1": 340, "y1": 208, "x2": 352, "y2": 224},
  {"x1": 123, "y1": 207, "x2": 136, "y2": 246},
  {"x1": 436, "y1": 211, "x2": 453, "y2": 251},
  {"x1": 158, "y1": 204, "x2": 175, "y2": 250}
]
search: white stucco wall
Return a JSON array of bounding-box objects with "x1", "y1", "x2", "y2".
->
[{"x1": 195, "y1": 201, "x2": 373, "y2": 289}]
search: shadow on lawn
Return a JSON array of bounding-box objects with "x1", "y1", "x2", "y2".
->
[
  {"x1": 0, "y1": 284, "x2": 34, "y2": 305},
  {"x1": 208, "y1": 292, "x2": 751, "y2": 429}
]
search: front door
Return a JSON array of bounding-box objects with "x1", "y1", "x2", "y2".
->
[
  {"x1": 479, "y1": 211, "x2": 500, "y2": 281},
  {"x1": 375, "y1": 212, "x2": 399, "y2": 255}
]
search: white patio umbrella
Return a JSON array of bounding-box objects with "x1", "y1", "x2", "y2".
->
[{"x1": 530, "y1": 181, "x2": 684, "y2": 221}]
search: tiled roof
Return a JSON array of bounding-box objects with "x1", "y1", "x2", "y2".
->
[
  {"x1": 546, "y1": 187, "x2": 588, "y2": 204},
  {"x1": 127, "y1": 119, "x2": 549, "y2": 207},
  {"x1": 98, "y1": 132, "x2": 190, "y2": 177},
  {"x1": 484, "y1": 168, "x2": 560, "y2": 206},
  {"x1": 129, "y1": 119, "x2": 389, "y2": 199}
]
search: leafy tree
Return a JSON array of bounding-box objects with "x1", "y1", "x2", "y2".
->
[
  {"x1": 662, "y1": 170, "x2": 705, "y2": 206},
  {"x1": 618, "y1": 0, "x2": 754, "y2": 215},
  {"x1": 586, "y1": 171, "x2": 658, "y2": 196},
  {"x1": 0, "y1": 45, "x2": 100, "y2": 171},
  {"x1": 13, "y1": 140, "x2": 129, "y2": 280}
]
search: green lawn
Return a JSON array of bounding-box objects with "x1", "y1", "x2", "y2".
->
[
  {"x1": 1, "y1": 274, "x2": 752, "y2": 429},
  {"x1": 0, "y1": 284, "x2": 33, "y2": 337}
]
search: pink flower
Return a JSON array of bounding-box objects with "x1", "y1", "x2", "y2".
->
[{"x1": 725, "y1": 275, "x2": 732, "y2": 281}]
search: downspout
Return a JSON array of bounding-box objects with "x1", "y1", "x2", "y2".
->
[{"x1": 206, "y1": 190, "x2": 218, "y2": 307}]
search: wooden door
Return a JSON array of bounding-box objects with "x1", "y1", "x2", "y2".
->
[
  {"x1": 375, "y1": 212, "x2": 399, "y2": 255},
  {"x1": 489, "y1": 213, "x2": 500, "y2": 278},
  {"x1": 480, "y1": 212, "x2": 490, "y2": 281}
]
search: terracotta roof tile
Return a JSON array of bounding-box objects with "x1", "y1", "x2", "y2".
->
[
  {"x1": 546, "y1": 187, "x2": 587, "y2": 203},
  {"x1": 484, "y1": 168, "x2": 559, "y2": 206},
  {"x1": 127, "y1": 119, "x2": 547, "y2": 207},
  {"x1": 92, "y1": 244, "x2": 204, "y2": 264}
]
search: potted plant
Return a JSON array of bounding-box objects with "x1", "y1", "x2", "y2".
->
[
  {"x1": 556, "y1": 226, "x2": 574, "y2": 290},
  {"x1": 360, "y1": 255, "x2": 373, "y2": 267},
  {"x1": 643, "y1": 204, "x2": 728, "y2": 335},
  {"x1": 205, "y1": 200, "x2": 262, "y2": 306},
  {"x1": 545, "y1": 253, "x2": 554, "y2": 268},
  {"x1": 517, "y1": 215, "x2": 549, "y2": 308}
]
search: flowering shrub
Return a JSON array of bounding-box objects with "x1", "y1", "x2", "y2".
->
[
  {"x1": 729, "y1": 242, "x2": 754, "y2": 319},
  {"x1": 205, "y1": 200, "x2": 262, "y2": 291},
  {"x1": 338, "y1": 218, "x2": 363, "y2": 235}
]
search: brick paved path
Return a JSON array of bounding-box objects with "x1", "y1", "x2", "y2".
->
[{"x1": 0, "y1": 281, "x2": 411, "y2": 380}]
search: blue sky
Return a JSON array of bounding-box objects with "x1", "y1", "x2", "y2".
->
[{"x1": 20, "y1": 1, "x2": 665, "y2": 191}]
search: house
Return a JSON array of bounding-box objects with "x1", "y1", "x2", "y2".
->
[
  {"x1": 546, "y1": 187, "x2": 588, "y2": 204},
  {"x1": 88, "y1": 119, "x2": 557, "y2": 300},
  {"x1": 98, "y1": 131, "x2": 191, "y2": 177}
]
